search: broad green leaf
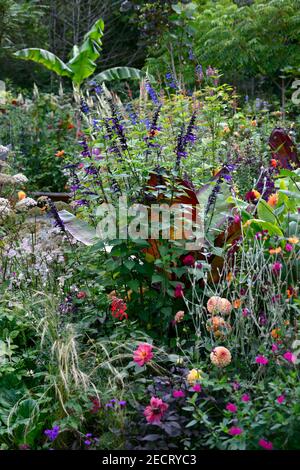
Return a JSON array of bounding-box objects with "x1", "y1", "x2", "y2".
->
[
  {"x1": 14, "y1": 48, "x2": 72, "y2": 77},
  {"x1": 257, "y1": 199, "x2": 277, "y2": 224},
  {"x1": 93, "y1": 66, "x2": 149, "y2": 83},
  {"x1": 68, "y1": 18, "x2": 104, "y2": 85}
]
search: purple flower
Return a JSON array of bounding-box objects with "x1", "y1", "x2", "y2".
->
[
  {"x1": 119, "y1": 400, "x2": 127, "y2": 407},
  {"x1": 44, "y1": 425, "x2": 60, "y2": 442},
  {"x1": 145, "y1": 81, "x2": 160, "y2": 105}
]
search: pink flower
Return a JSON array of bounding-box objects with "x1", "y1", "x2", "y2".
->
[
  {"x1": 144, "y1": 397, "x2": 169, "y2": 424},
  {"x1": 228, "y1": 426, "x2": 243, "y2": 436},
  {"x1": 174, "y1": 284, "x2": 184, "y2": 298},
  {"x1": 272, "y1": 262, "x2": 282, "y2": 275},
  {"x1": 241, "y1": 393, "x2": 250, "y2": 402},
  {"x1": 258, "y1": 439, "x2": 273, "y2": 450},
  {"x1": 192, "y1": 384, "x2": 202, "y2": 392},
  {"x1": 172, "y1": 390, "x2": 185, "y2": 398},
  {"x1": 234, "y1": 214, "x2": 241, "y2": 224},
  {"x1": 133, "y1": 343, "x2": 153, "y2": 367},
  {"x1": 242, "y1": 308, "x2": 250, "y2": 317},
  {"x1": 77, "y1": 291, "x2": 87, "y2": 299},
  {"x1": 226, "y1": 403, "x2": 237, "y2": 413},
  {"x1": 283, "y1": 351, "x2": 296, "y2": 363},
  {"x1": 285, "y1": 243, "x2": 293, "y2": 252},
  {"x1": 277, "y1": 395, "x2": 285, "y2": 404},
  {"x1": 255, "y1": 355, "x2": 269, "y2": 365},
  {"x1": 271, "y1": 343, "x2": 279, "y2": 352},
  {"x1": 182, "y1": 254, "x2": 195, "y2": 266}
]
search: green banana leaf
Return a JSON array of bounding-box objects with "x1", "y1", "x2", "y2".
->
[{"x1": 14, "y1": 48, "x2": 72, "y2": 78}]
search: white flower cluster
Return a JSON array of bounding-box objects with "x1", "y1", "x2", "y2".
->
[
  {"x1": 13, "y1": 173, "x2": 28, "y2": 184},
  {"x1": 15, "y1": 197, "x2": 37, "y2": 210},
  {"x1": 2, "y1": 223, "x2": 67, "y2": 288},
  {"x1": 0, "y1": 197, "x2": 12, "y2": 217}
]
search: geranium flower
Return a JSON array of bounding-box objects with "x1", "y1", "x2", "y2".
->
[
  {"x1": 277, "y1": 395, "x2": 285, "y2": 404},
  {"x1": 255, "y1": 355, "x2": 269, "y2": 365},
  {"x1": 210, "y1": 346, "x2": 232, "y2": 367},
  {"x1": 258, "y1": 439, "x2": 273, "y2": 450},
  {"x1": 283, "y1": 351, "x2": 296, "y2": 363},
  {"x1": 192, "y1": 384, "x2": 201, "y2": 392},
  {"x1": 111, "y1": 296, "x2": 128, "y2": 320},
  {"x1": 271, "y1": 344, "x2": 279, "y2": 352},
  {"x1": 144, "y1": 397, "x2": 168, "y2": 424},
  {"x1": 228, "y1": 426, "x2": 243, "y2": 436},
  {"x1": 285, "y1": 243, "x2": 293, "y2": 252},
  {"x1": 241, "y1": 393, "x2": 250, "y2": 402},
  {"x1": 172, "y1": 390, "x2": 185, "y2": 398},
  {"x1": 133, "y1": 343, "x2": 153, "y2": 367},
  {"x1": 226, "y1": 403, "x2": 237, "y2": 413}
]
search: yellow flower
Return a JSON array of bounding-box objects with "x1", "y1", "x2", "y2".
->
[
  {"x1": 250, "y1": 120, "x2": 257, "y2": 127},
  {"x1": 187, "y1": 369, "x2": 202, "y2": 385},
  {"x1": 253, "y1": 189, "x2": 261, "y2": 199},
  {"x1": 18, "y1": 191, "x2": 26, "y2": 201},
  {"x1": 267, "y1": 193, "x2": 279, "y2": 207},
  {"x1": 288, "y1": 237, "x2": 299, "y2": 245}
]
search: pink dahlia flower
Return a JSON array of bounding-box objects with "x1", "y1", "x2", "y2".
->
[
  {"x1": 144, "y1": 397, "x2": 169, "y2": 424},
  {"x1": 133, "y1": 343, "x2": 153, "y2": 367}
]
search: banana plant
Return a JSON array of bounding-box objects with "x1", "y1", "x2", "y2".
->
[{"x1": 14, "y1": 18, "x2": 148, "y2": 90}]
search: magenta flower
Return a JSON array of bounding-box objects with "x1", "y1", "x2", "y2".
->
[
  {"x1": 241, "y1": 393, "x2": 250, "y2": 402},
  {"x1": 272, "y1": 262, "x2": 282, "y2": 275},
  {"x1": 258, "y1": 439, "x2": 273, "y2": 450},
  {"x1": 182, "y1": 254, "x2": 195, "y2": 266},
  {"x1": 228, "y1": 426, "x2": 243, "y2": 436},
  {"x1": 226, "y1": 403, "x2": 237, "y2": 413},
  {"x1": 283, "y1": 351, "x2": 296, "y2": 363},
  {"x1": 255, "y1": 355, "x2": 269, "y2": 365},
  {"x1": 242, "y1": 308, "x2": 250, "y2": 317},
  {"x1": 192, "y1": 384, "x2": 201, "y2": 392},
  {"x1": 271, "y1": 343, "x2": 279, "y2": 352},
  {"x1": 174, "y1": 284, "x2": 184, "y2": 298},
  {"x1": 277, "y1": 395, "x2": 285, "y2": 404},
  {"x1": 144, "y1": 397, "x2": 169, "y2": 424},
  {"x1": 133, "y1": 343, "x2": 153, "y2": 367},
  {"x1": 285, "y1": 243, "x2": 293, "y2": 252},
  {"x1": 172, "y1": 390, "x2": 185, "y2": 398}
]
